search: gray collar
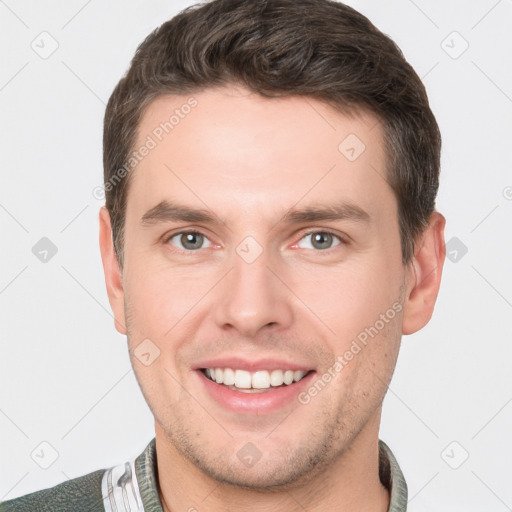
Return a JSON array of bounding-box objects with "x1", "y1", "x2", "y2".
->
[{"x1": 379, "y1": 440, "x2": 408, "y2": 511}]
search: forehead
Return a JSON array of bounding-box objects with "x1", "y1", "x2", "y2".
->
[{"x1": 125, "y1": 86, "x2": 393, "y2": 225}]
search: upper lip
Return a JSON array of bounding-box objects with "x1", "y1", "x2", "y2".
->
[{"x1": 193, "y1": 357, "x2": 315, "y2": 372}]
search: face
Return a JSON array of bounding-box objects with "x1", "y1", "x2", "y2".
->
[{"x1": 102, "y1": 85, "x2": 420, "y2": 488}]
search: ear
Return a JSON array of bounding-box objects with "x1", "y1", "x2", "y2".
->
[
  {"x1": 98, "y1": 206, "x2": 127, "y2": 335},
  {"x1": 402, "y1": 211, "x2": 446, "y2": 335}
]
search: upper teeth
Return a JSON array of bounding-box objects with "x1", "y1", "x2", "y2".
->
[{"x1": 204, "y1": 368, "x2": 308, "y2": 389}]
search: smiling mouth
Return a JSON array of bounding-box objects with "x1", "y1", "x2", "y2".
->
[{"x1": 200, "y1": 367, "x2": 314, "y2": 393}]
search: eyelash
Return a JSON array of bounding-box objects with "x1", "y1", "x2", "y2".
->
[{"x1": 163, "y1": 229, "x2": 348, "y2": 254}]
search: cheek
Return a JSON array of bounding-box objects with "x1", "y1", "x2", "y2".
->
[
  {"x1": 324, "y1": 306, "x2": 402, "y2": 414},
  {"x1": 122, "y1": 263, "x2": 216, "y2": 379},
  {"x1": 294, "y1": 258, "x2": 403, "y2": 338},
  {"x1": 124, "y1": 259, "x2": 207, "y2": 331}
]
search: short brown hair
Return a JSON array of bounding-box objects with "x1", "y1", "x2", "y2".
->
[{"x1": 103, "y1": 0, "x2": 441, "y2": 269}]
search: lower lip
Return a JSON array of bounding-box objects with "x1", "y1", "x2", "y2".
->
[{"x1": 195, "y1": 370, "x2": 316, "y2": 414}]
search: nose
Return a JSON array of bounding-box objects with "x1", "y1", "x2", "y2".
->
[{"x1": 213, "y1": 243, "x2": 294, "y2": 338}]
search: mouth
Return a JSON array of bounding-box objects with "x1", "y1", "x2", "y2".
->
[
  {"x1": 199, "y1": 367, "x2": 313, "y2": 393},
  {"x1": 194, "y1": 366, "x2": 317, "y2": 413}
]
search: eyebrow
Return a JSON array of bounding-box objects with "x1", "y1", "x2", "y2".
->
[
  {"x1": 141, "y1": 201, "x2": 220, "y2": 225},
  {"x1": 280, "y1": 202, "x2": 371, "y2": 225},
  {"x1": 140, "y1": 199, "x2": 371, "y2": 227}
]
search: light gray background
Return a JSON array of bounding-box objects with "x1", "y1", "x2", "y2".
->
[{"x1": 0, "y1": 1, "x2": 511, "y2": 510}]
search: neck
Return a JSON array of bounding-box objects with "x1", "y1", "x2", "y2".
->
[{"x1": 155, "y1": 413, "x2": 390, "y2": 512}]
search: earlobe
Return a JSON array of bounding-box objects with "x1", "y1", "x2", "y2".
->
[
  {"x1": 401, "y1": 211, "x2": 446, "y2": 335},
  {"x1": 98, "y1": 206, "x2": 127, "y2": 335}
]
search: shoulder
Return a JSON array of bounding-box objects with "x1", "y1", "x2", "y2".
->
[
  {"x1": 0, "y1": 439, "x2": 157, "y2": 512},
  {"x1": 0, "y1": 469, "x2": 106, "y2": 512}
]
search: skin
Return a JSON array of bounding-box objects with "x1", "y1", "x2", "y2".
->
[{"x1": 99, "y1": 85, "x2": 446, "y2": 512}]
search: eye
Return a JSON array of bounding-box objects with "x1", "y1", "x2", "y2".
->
[
  {"x1": 166, "y1": 231, "x2": 212, "y2": 251},
  {"x1": 297, "y1": 231, "x2": 343, "y2": 251}
]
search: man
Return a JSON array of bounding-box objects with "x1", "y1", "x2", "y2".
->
[{"x1": 1, "y1": 0, "x2": 445, "y2": 510}]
